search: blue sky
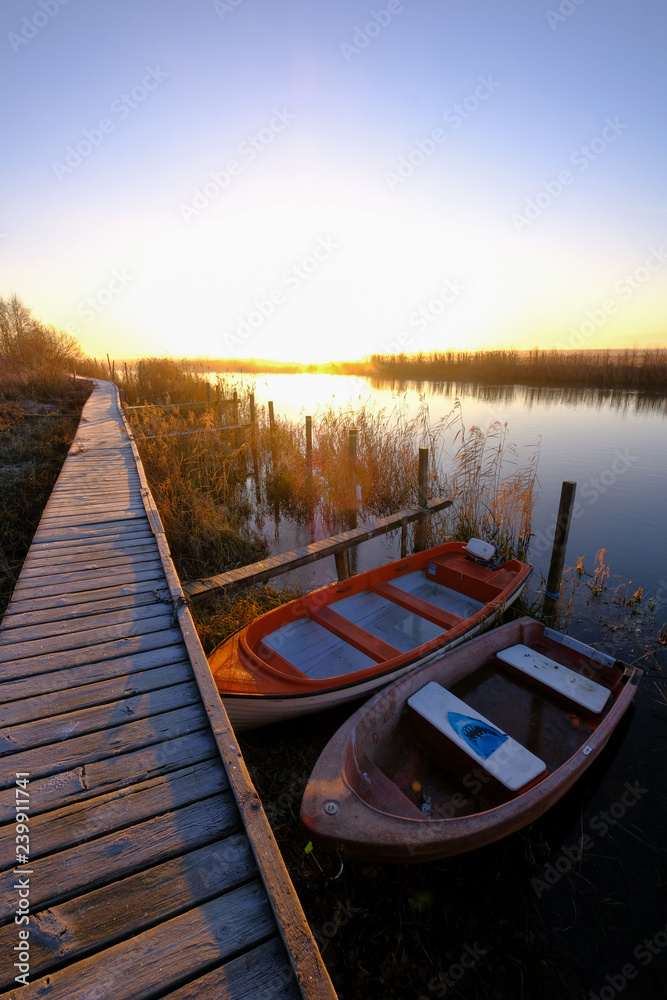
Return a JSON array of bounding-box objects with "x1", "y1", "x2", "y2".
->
[{"x1": 1, "y1": 0, "x2": 665, "y2": 362}]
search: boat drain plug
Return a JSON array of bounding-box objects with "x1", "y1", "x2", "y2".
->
[{"x1": 323, "y1": 801, "x2": 339, "y2": 815}]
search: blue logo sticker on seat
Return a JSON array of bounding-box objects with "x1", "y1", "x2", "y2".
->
[{"x1": 447, "y1": 712, "x2": 508, "y2": 759}]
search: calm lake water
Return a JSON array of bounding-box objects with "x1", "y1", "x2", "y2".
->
[{"x1": 231, "y1": 371, "x2": 667, "y2": 628}]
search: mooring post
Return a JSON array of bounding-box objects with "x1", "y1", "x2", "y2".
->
[
  {"x1": 347, "y1": 428, "x2": 359, "y2": 530},
  {"x1": 216, "y1": 386, "x2": 222, "y2": 425},
  {"x1": 414, "y1": 446, "x2": 430, "y2": 552},
  {"x1": 305, "y1": 415, "x2": 312, "y2": 457},
  {"x1": 206, "y1": 381, "x2": 211, "y2": 403},
  {"x1": 543, "y1": 480, "x2": 577, "y2": 620},
  {"x1": 268, "y1": 401, "x2": 275, "y2": 432},
  {"x1": 335, "y1": 549, "x2": 351, "y2": 581},
  {"x1": 249, "y1": 392, "x2": 260, "y2": 500}
]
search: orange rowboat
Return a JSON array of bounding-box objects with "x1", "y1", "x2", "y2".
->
[
  {"x1": 299, "y1": 617, "x2": 642, "y2": 862},
  {"x1": 207, "y1": 540, "x2": 532, "y2": 730}
]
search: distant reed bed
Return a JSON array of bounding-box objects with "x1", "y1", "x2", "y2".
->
[{"x1": 358, "y1": 348, "x2": 667, "y2": 390}]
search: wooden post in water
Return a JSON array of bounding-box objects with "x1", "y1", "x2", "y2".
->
[
  {"x1": 543, "y1": 480, "x2": 577, "y2": 621},
  {"x1": 414, "y1": 446, "x2": 430, "y2": 552},
  {"x1": 249, "y1": 393, "x2": 260, "y2": 501},
  {"x1": 334, "y1": 550, "x2": 351, "y2": 581},
  {"x1": 305, "y1": 415, "x2": 312, "y2": 457},
  {"x1": 268, "y1": 402, "x2": 279, "y2": 526},
  {"x1": 206, "y1": 381, "x2": 211, "y2": 403},
  {"x1": 216, "y1": 386, "x2": 223, "y2": 425}
]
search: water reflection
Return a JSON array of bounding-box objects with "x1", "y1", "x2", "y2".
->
[{"x1": 369, "y1": 379, "x2": 667, "y2": 417}]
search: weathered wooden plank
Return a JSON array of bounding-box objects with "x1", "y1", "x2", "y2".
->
[
  {"x1": 12, "y1": 558, "x2": 164, "y2": 594},
  {"x1": 0, "y1": 586, "x2": 170, "y2": 630},
  {"x1": 0, "y1": 792, "x2": 240, "y2": 922},
  {"x1": 0, "y1": 601, "x2": 175, "y2": 646},
  {"x1": 36, "y1": 510, "x2": 146, "y2": 530},
  {"x1": 28, "y1": 526, "x2": 153, "y2": 551},
  {"x1": 0, "y1": 627, "x2": 184, "y2": 681},
  {"x1": 161, "y1": 937, "x2": 301, "y2": 1000},
  {"x1": 0, "y1": 644, "x2": 188, "y2": 704},
  {"x1": 184, "y1": 497, "x2": 452, "y2": 601},
  {"x1": 0, "y1": 703, "x2": 209, "y2": 787},
  {"x1": 0, "y1": 835, "x2": 257, "y2": 991},
  {"x1": 0, "y1": 680, "x2": 201, "y2": 755},
  {"x1": 3, "y1": 882, "x2": 276, "y2": 1000},
  {"x1": 0, "y1": 610, "x2": 175, "y2": 663},
  {"x1": 16, "y1": 550, "x2": 163, "y2": 581},
  {"x1": 0, "y1": 760, "x2": 227, "y2": 868},
  {"x1": 0, "y1": 659, "x2": 193, "y2": 725},
  {"x1": 28, "y1": 518, "x2": 154, "y2": 542},
  {"x1": 20, "y1": 542, "x2": 157, "y2": 569},
  {"x1": 0, "y1": 728, "x2": 217, "y2": 822},
  {"x1": 10, "y1": 566, "x2": 166, "y2": 601},
  {"x1": 3, "y1": 578, "x2": 168, "y2": 615}
]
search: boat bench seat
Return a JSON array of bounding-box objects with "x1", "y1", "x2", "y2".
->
[
  {"x1": 496, "y1": 644, "x2": 611, "y2": 714},
  {"x1": 407, "y1": 682, "x2": 547, "y2": 793}
]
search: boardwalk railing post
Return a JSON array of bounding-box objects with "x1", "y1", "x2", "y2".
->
[
  {"x1": 543, "y1": 480, "x2": 577, "y2": 621},
  {"x1": 414, "y1": 446, "x2": 430, "y2": 552}
]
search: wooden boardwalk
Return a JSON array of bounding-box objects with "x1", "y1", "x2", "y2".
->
[{"x1": 0, "y1": 380, "x2": 335, "y2": 999}]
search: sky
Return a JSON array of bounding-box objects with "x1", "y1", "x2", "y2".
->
[{"x1": 1, "y1": 0, "x2": 665, "y2": 364}]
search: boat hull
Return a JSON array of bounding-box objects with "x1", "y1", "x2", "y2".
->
[
  {"x1": 300, "y1": 618, "x2": 642, "y2": 862},
  {"x1": 208, "y1": 541, "x2": 532, "y2": 730}
]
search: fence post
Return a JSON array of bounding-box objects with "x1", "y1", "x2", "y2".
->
[
  {"x1": 543, "y1": 480, "x2": 577, "y2": 621},
  {"x1": 414, "y1": 446, "x2": 430, "y2": 552}
]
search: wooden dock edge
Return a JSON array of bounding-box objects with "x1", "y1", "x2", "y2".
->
[{"x1": 116, "y1": 384, "x2": 337, "y2": 1000}]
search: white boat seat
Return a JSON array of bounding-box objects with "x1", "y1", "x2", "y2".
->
[
  {"x1": 496, "y1": 644, "x2": 611, "y2": 714},
  {"x1": 407, "y1": 682, "x2": 547, "y2": 793}
]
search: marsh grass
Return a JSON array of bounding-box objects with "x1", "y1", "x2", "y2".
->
[{"x1": 0, "y1": 374, "x2": 92, "y2": 616}]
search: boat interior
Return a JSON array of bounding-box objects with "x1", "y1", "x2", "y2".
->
[
  {"x1": 255, "y1": 549, "x2": 514, "y2": 681},
  {"x1": 345, "y1": 635, "x2": 624, "y2": 821}
]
